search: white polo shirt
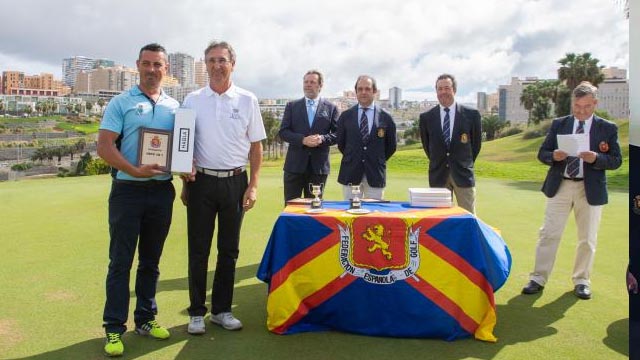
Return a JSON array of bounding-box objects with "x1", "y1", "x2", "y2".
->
[{"x1": 183, "y1": 84, "x2": 266, "y2": 170}]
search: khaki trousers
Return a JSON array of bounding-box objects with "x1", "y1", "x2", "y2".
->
[
  {"x1": 444, "y1": 175, "x2": 476, "y2": 214},
  {"x1": 529, "y1": 179, "x2": 602, "y2": 286}
]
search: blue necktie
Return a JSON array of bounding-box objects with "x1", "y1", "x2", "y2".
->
[
  {"x1": 307, "y1": 99, "x2": 315, "y2": 127},
  {"x1": 566, "y1": 120, "x2": 585, "y2": 178},
  {"x1": 360, "y1": 108, "x2": 369, "y2": 141},
  {"x1": 442, "y1": 107, "x2": 451, "y2": 148}
]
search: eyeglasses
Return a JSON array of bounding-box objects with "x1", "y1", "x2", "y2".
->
[{"x1": 207, "y1": 57, "x2": 231, "y2": 65}]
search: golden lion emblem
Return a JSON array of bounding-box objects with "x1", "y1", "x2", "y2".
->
[{"x1": 362, "y1": 224, "x2": 392, "y2": 260}]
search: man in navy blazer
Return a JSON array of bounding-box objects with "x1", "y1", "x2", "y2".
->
[
  {"x1": 337, "y1": 75, "x2": 396, "y2": 200},
  {"x1": 419, "y1": 74, "x2": 481, "y2": 213},
  {"x1": 522, "y1": 81, "x2": 622, "y2": 300},
  {"x1": 279, "y1": 70, "x2": 339, "y2": 203}
]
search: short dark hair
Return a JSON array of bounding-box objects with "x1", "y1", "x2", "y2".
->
[
  {"x1": 354, "y1": 75, "x2": 377, "y2": 92},
  {"x1": 204, "y1": 40, "x2": 236, "y2": 64},
  {"x1": 305, "y1": 70, "x2": 324, "y2": 87},
  {"x1": 138, "y1": 43, "x2": 167, "y2": 60},
  {"x1": 436, "y1": 73, "x2": 457, "y2": 92},
  {"x1": 573, "y1": 81, "x2": 598, "y2": 99}
]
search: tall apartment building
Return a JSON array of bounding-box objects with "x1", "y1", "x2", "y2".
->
[
  {"x1": 62, "y1": 56, "x2": 115, "y2": 88},
  {"x1": 498, "y1": 77, "x2": 544, "y2": 124},
  {"x1": 598, "y1": 68, "x2": 629, "y2": 120},
  {"x1": 194, "y1": 58, "x2": 207, "y2": 87},
  {"x1": 1, "y1": 71, "x2": 23, "y2": 94},
  {"x1": 168, "y1": 52, "x2": 195, "y2": 86},
  {"x1": 75, "y1": 66, "x2": 139, "y2": 94},
  {"x1": 162, "y1": 75, "x2": 180, "y2": 88},
  {"x1": 389, "y1": 87, "x2": 402, "y2": 109},
  {"x1": 497, "y1": 67, "x2": 629, "y2": 124},
  {"x1": 1, "y1": 71, "x2": 66, "y2": 96},
  {"x1": 477, "y1": 92, "x2": 499, "y2": 115}
]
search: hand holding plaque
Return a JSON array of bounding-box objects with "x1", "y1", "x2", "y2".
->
[{"x1": 137, "y1": 127, "x2": 172, "y2": 172}]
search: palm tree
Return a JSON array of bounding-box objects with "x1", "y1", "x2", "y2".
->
[
  {"x1": 557, "y1": 53, "x2": 605, "y2": 91},
  {"x1": 261, "y1": 110, "x2": 280, "y2": 160},
  {"x1": 481, "y1": 114, "x2": 507, "y2": 141},
  {"x1": 520, "y1": 85, "x2": 537, "y2": 125}
]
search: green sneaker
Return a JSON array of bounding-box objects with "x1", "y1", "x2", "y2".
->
[
  {"x1": 104, "y1": 332, "x2": 124, "y2": 357},
  {"x1": 135, "y1": 319, "x2": 170, "y2": 340}
]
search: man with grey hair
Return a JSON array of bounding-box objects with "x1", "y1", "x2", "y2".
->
[
  {"x1": 522, "y1": 81, "x2": 622, "y2": 300},
  {"x1": 181, "y1": 40, "x2": 266, "y2": 334}
]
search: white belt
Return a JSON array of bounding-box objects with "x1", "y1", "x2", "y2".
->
[{"x1": 196, "y1": 166, "x2": 246, "y2": 178}]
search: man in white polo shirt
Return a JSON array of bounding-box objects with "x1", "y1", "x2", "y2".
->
[{"x1": 181, "y1": 40, "x2": 266, "y2": 334}]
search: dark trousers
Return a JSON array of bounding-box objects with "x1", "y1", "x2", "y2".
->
[
  {"x1": 283, "y1": 169, "x2": 328, "y2": 204},
  {"x1": 187, "y1": 171, "x2": 247, "y2": 316},
  {"x1": 103, "y1": 180, "x2": 175, "y2": 334}
]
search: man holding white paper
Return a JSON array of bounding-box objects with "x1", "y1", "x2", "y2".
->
[{"x1": 522, "y1": 81, "x2": 622, "y2": 300}]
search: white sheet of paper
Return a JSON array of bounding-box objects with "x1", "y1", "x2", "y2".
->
[{"x1": 557, "y1": 134, "x2": 589, "y2": 156}]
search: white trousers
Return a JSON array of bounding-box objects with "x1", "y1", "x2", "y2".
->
[{"x1": 529, "y1": 180, "x2": 602, "y2": 286}]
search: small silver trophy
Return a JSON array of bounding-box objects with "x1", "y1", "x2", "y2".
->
[
  {"x1": 350, "y1": 184, "x2": 362, "y2": 209},
  {"x1": 310, "y1": 183, "x2": 323, "y2": 209}
]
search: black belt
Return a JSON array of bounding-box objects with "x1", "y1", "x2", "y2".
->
[
  {"x1": 196, "y1": 166, "x2": 246, "y2": 178},
  {"x1": 113, "y1": 179, "x2": 172, "y2": 187},
  {"x1": 563, "y1": 177, "x2": 583, "y2": 182}
]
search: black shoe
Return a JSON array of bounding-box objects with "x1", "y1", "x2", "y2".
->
[
  {"x1": 522, "y1": 280, "x2": 544, "y2": 294},
  {"x1": 574, "y1": 284, "x2": 592, "y2": 300}
]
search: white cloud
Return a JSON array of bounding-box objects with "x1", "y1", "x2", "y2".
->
[{"x1": 0, "y1": 0, "x2": 629, "y2": 103}]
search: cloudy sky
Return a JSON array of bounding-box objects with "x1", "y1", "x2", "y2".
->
[{"x1": 0, "y1": 0, "x2": 629, "y2": 103}]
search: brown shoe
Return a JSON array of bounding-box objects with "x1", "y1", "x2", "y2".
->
[{"x1": 522, "y1": 280, "x2": 544, "y2": 294}]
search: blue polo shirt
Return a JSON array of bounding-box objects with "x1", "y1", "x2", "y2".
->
[{"x1": 100, "y1": 85, "x2": 179, "y2": 181}]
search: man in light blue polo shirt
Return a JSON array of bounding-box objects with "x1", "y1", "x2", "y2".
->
[{"x1": 97, "y1": 43, "x2": 179, "y2": 357}]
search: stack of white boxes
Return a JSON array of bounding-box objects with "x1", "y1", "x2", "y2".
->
[{"x1": 408, "y1": 188, "x2": 453, "y2": 208}]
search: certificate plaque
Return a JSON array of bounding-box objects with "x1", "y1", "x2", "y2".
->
[{"x1": 137, "y1": 127, "x2": 172, "y2": 171}]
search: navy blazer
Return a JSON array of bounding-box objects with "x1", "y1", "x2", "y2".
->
[
  {"x1": 336, "y1": 105, "x2": 397, "y2": 188},
  {"x1": 538, "y1": 115, "x2": 622, "y2": 205},
  {"x1": 419, "y1": 103, "x2": 482, "y2": 187},
  {"x1": 279, "y1": 97, "x2": 339, "y2": 174}
]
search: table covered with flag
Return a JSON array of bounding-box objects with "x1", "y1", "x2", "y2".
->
[{"x1": 257, "y1": 201, "x2": 511, "y2": 341}]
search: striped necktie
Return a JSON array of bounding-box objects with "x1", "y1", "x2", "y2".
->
[
  {"x1": 360, "y1": 108, "x2": 369, "y2": 141},
  {"x1": 566, "y1": 120, "x2": 585, "y2": 178},
  {"x1": 442, "y1": 107, "x2": 451, "y2": 147}
]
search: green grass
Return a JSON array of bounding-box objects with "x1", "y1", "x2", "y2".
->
[
  {"x1": 0, "y1": 163, "x2": 629, "y2": 359},
  {"x1": 55, "y1": 121, "x2": 100, "y2": 134}
]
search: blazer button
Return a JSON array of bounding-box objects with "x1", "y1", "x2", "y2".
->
[
  {"x1": 363, "y1": 146, "x2": 367, "y2": 150},
  {"x1": 446, "y1": 152, "x2": 450, "y2": 156}
]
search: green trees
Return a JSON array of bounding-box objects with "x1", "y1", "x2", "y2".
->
[
  {"x1": 520, "y1": 80, "x2": 559, "y2": 125},
  {"x1": 261, "y1": 110, "x2": 282, "y2": 160},
  {"x1": 402, "y1": 120, "x2": 420, "y2": 144},
  {"x1": 481, "y1": 114, "x2": 508, "y2": 141},
  {"x1": 557, "y1": 52, "x2": 605, "y2": 91},
  {"x1": 519, "y1": 52, "x2": 604, "y2": 125}
]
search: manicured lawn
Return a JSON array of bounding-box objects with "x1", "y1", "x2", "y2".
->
[{"x1": 0, "y1": 159, "x2": 629, "y2": 359}]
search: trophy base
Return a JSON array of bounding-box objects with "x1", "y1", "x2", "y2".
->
[
  {"x1": 346, "y1": 208, "x2": 371, "y2": 215},
  {"x1": 305, "y1": 208, "x2": 327, "y2": 214}
]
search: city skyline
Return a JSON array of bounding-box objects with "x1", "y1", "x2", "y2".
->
[{"x1": 0, "y1": 0, "x2": 629, "y2": 103}]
